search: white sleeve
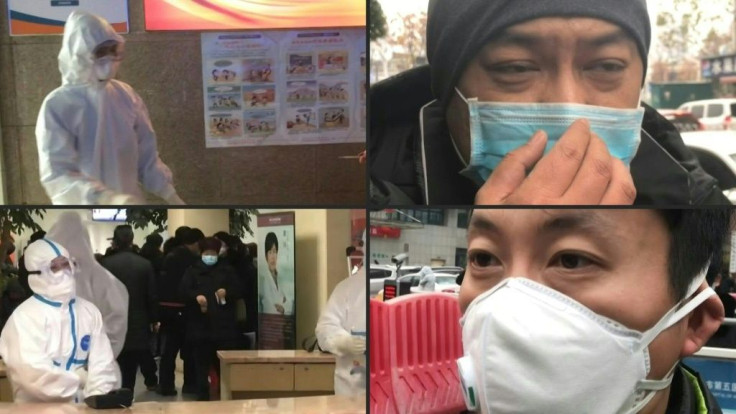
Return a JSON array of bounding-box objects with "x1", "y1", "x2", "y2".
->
[
  {"x1": 315, "y1": 282, "x2": 351, "y2": 356},
  {"x1": 132, "y1": 91, "x2": 177, "y2": 200},
  {"x1": 0, "y1": 313, "x2": 80, "y2": 401},
  {"x1": 84, "y1": 308, "x2": 121, "y2": 397},
  {"x1": 36, "y1": 96, "x2": 114, "y2": 205}
]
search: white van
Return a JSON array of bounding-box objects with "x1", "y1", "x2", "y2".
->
[{"x1": 678, "y1": 99, "x2": 736, "y2": 130}]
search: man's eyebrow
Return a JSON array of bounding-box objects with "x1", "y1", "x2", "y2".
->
[
  {"x1": 468, "y1": 214, "x2": 500, "y2": 235},
  {"x1": 581, "y1": 29, "x2": 633, "y2": 48}
]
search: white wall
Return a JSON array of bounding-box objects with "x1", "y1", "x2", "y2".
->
[
  {"x1": 14, "y1": 209, "x2": 164, "y2": 257},
  {"x1": 370, "y1": 209, "x2": 468, "y2": 267}
]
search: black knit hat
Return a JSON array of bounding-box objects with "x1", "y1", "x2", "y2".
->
[
  {"x1": 199, "y1": 237, "x2": 222, "y2": 254},
  {"x1": 426, "y1": 0, "x2": 651, "y2": 105}
]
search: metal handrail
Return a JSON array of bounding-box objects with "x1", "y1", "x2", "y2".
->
[{"x1": 722, "y1": 318, "x2": 736, "y2": 326}]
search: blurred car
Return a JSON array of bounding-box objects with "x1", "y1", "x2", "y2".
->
[
  {"x1": 369, "y1": 264, "x2": 422, "y2": 297},
  {"x1": 408, "y1": 274, "x2": 461, "y2": 295},
  {"x1": 657, "y1": 109, "x2": 703, "y2": 133},
  {"x1": 678, "y1": 99, "x2": 736, "y2": 130},
  {"x1": 680, "y1": 130, "x2": 736, "y2": 203},
  {"x1": 394, "y1": 272, "x2": 460, "y2": 296}
]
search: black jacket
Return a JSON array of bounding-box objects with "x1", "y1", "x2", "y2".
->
[
  {"x1": 222, "y1": 252, "x2": 258, "y2": 333},
  {"x1": 160, "y1": 246, "x2": 199, "y2": 304},
  {"x1": 369, "y1": 65, "x2": 730, "y2": 206},
  {"x1": 101, "y1": 250, "x2": 158, "y2": 351},
  {"x1": 666, "y1": 364, "x2": 722, "y2": 414},
  {"x1": 179, "y1": 260, "x2": 242, "y2": 343}
]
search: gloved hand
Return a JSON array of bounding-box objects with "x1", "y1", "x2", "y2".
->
[
  {"x1": 334, "y1": 334, "x2": 366, "y2": 356},
  {"x1": 75, "y1": 366, "x2": 88, "y2": 388},
  {"x1": 160, "y1": 185, "x2": 185, "y2": 205},
  {"x1": 165, "y1": 193, "x2": 185, "y2": 205},
  {"x1": 99, "y1": 191, "x2": 144, "y2": 205}
]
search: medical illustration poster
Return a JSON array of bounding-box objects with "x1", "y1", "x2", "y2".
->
[
  {"x1": 8, "y1": 0, "x2": 129, "y2": 36},
  {"x1": 201, "y1": 28, "x2": 366, "y2": 147},
  {"x1": 257, "y1": 212, "x2": 296, "y2": 350}
]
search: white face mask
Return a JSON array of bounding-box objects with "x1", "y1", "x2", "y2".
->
[
  {"x1": 457, "y1": 269, "x2": 714, "y2": 414},
  {"x1": 94, "y1": 56, "x2": 121, "y2": 82}
]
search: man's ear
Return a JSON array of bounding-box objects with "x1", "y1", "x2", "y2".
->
[{"x1": 680, "y1": 283, "x2": 725, "y2": 358}]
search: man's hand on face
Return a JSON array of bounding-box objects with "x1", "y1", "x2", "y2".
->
[{"x1": 475, "y1": 119, "x2": 637, "y2": 205}]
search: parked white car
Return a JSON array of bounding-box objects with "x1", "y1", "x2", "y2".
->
[
  {"x1": 407, "y1": 274, "x2": 462, "y2": 295},
  {"x1": 680, "y1": 130, "x2": 736, "y2": 203},
  {"x1": 678, "y1": 99, "x2": 736, "y2": 131},
  {"x1": 369, "y1": 264, "x2": 422, "y2": 297}
]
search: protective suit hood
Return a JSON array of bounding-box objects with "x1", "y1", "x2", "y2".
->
[
  {"x1": 25, "y1": 238, "x2": 76, "y2": 303},
  {"x1": 58, "y1": 10, "x2": 124, "y2": 86},
  {"x1": 47, "y1": 212, "x2": 129, "y2": 357}
]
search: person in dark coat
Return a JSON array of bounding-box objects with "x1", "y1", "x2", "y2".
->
[
  {"x1": 100, "y1": 225, "x2": 159, "y2": 392},
  {"x1": 369, "y1": 0, "x2": 730, "y2": 207},
  {"x1": 157, "y1": 227, "x2": 204, "y2": 396},
  {"x1": 179, "y1": 237, "x2": 244, "y2": 401},
  {"x1": 214, "y1": 232, "x2": 256, "y2": 346},
  {"x1": 163, "y1": 226, "x2": 191, "y2": 257},
  {"x1": 139, "y1": 232, "x2": 165, "y2": 357}
]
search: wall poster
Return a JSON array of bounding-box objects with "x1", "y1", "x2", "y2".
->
[{"x1": 201, "y1": 28, "x2": 366, "y2": 147}]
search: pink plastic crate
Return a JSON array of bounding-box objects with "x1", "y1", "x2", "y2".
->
[{"x1": 370, "y1": 293, "x2": 466, "y2": 414}]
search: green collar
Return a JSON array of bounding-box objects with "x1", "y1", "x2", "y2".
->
[{"x1": 682, "y1": 368, "x2": 708, "y2": 414}]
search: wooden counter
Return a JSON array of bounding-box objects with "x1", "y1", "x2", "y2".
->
[
  {"x1": 0, "y1": 361, "x2": 11, "y2": 403},
  {"x1": 0, "y1": 394, "x2": 366, "y2": 413},
  {"x1": 217, "y1": 350, "x2": 337, "y2": 400}
]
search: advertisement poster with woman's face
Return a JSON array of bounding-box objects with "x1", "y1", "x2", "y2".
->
[{"x1": 257, "y1": 213, "x2": 296, "y2": 349}]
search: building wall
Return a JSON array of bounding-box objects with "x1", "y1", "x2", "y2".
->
[
  {"x1": 0, "y1": 2, "x2": 364, "y2": 204},
  {"x1": 370, "y1": 209, "x2": 468, "y2": 267}
]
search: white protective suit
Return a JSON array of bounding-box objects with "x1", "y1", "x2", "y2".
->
[
  {"x1": 36, "y1": 10, "x2": 183, "y2": 205},
  {"x1": 47, "y1": 211, "x2": 129, "y2": 357},
  {"x1": 417, "y1": 266, "x2": 436, "y2": 292},
  {"x1": 315, "y1": 266, "x2": 367, "y2": 396},
  {"x1": 0, "y1": 239, "x2": 121, "y2": 403}
]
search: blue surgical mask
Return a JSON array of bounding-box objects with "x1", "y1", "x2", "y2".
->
[
  {"x1": 202, "y1": 255, "x2": 218, "y2": 266},
  {"x1": 456, "y1": 89, "x2": 645, "y2": 184}
]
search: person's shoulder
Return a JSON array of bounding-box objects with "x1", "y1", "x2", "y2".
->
[
  {"x1": 371, "y1": 65, "x2": 433, "y2": 127},
  {"x1": 42, "y1": 84, "x2": 86, "y2": 109}
]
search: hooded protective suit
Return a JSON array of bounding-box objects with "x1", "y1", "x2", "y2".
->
[
  {"x1": 0, "y1": 239, "x2": 120, "y2": 403},
  {"x1": 315, "y1": 265, "x2": 367, "y2": 396},
  {"x1": 47, "y1": 212, "x2": 129, "y2": 357},
  {"x1": 36, "y1": 10, "x2": 183, "y2": 205},
  {"x1": 417, "y1": 266, "x2": 436, "y2": 292}
]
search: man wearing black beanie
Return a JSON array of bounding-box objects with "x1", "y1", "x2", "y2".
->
[{"x1": 369, "y1": 0, "x2": 729, "y2": 206}]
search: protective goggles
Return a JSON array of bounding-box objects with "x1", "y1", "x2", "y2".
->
[{"x1": 28, "y1": 256, "x2": 78, "y2": 278}]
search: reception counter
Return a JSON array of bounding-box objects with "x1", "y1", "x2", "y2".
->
[
  {"x1": 0, "y1": 361, "x2": 10, "y2": 402},
  {"x1": 218, "y1": 350, "x2": 337, "y2": 400},
  {"x1": 0, "y1": 394, "x2": 365, "y2": 413}
]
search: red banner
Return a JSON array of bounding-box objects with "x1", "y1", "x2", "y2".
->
[{"x1": 370, "y1": 226, "x2": 401, "y2": 239}]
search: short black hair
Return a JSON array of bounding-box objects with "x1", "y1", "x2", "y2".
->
[
  {"x1": 182, "y1": 228, "x2": 205, "y2": 246},
  {"x1": 658, "y1": 209, "x2": 732, "y2": 301},
  {"x1": 174, "y1": 226, "x2": 191, "y2": 241},
  {"x1": 265, "y1": 232, "x2": 278, "y2": 258},
  {"x1": 346, "y1": 246, "x2": 356, "y2": 257},
  {"x1": 113, "y1": 225, "x2": 135, "y2": 249}
]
